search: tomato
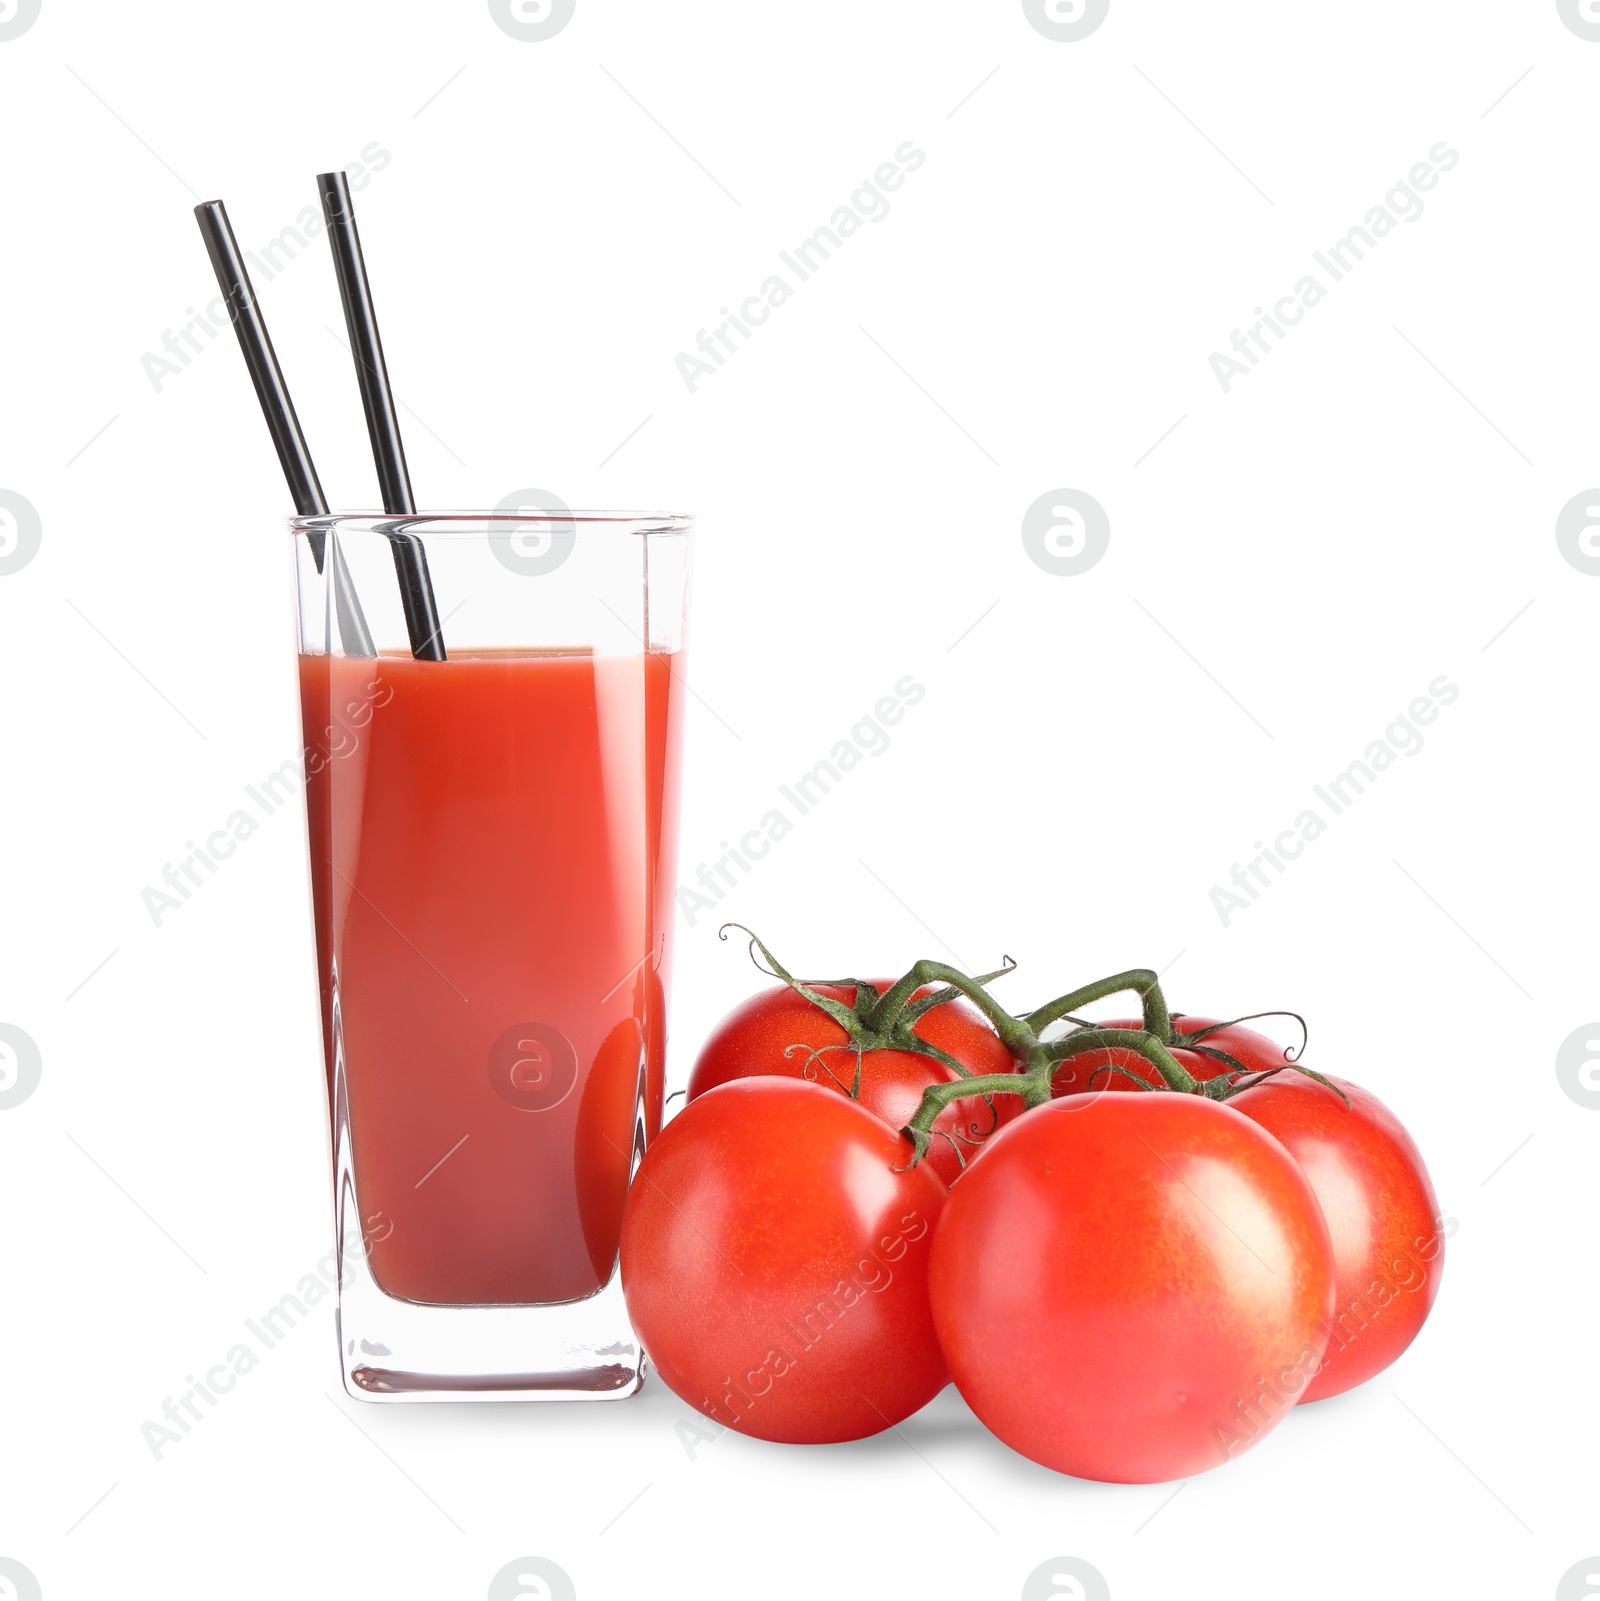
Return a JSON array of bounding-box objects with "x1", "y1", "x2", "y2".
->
[
  {"x1": 688, "y1": 981, "x2": 1021, "y2": 1185},
  {"x1": 929, "y1": 1093, "x2": 1335, "y2": 1482},
  {"x1": 1224, "y1": 1074, "x2": 1444, "y2": 1401},
  {"x1": 574, "y1": 1017, "x2": 644, "y2": 1289},
  {"x1": 621, "y1": 1077, "x2": 949, "y2": 1444},
  {"x1": 1048, "y1": 1014, "x2": 1289, "y2": 1096}
]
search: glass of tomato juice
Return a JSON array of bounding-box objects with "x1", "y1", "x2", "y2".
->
[{"x1": 290, "y1": 509, "x2": 692, "y2": 1401}]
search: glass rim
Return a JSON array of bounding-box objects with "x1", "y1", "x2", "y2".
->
[{"x1": 290, "y1": 510, "x2": 694, "y2": 538}]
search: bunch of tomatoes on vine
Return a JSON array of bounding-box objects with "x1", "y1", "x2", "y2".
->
[{"x1": 620, "y1": 927, "x2": 1447, "y2": 1483}]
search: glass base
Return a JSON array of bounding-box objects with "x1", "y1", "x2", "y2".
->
[{"x1": 336, "y1": 1229, "x2": 644, "y2": 1402}]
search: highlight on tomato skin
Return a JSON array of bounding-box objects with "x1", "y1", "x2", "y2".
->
[
  {"x1": 927, "y1": 1092, "x2": 1338, "y2": 1484},
  {"x1": 687, "y1": 980, "x2": 1023, "y2": 1185},
  {"x1": 620, "y1": 1077, "x2": 950, "y2": 1446}
]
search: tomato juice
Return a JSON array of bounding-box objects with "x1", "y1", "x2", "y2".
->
[{"x1": 299, "y1": 647, "x2": 683, "y2": 1307}]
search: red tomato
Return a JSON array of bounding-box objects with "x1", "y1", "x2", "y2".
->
[
  {"x1": 621, "y1": 1077, "x2": 949, "y2": 1444},
  {"x1": 574, "y1": 1017, "x2": 643, "y2": 1289},
  {"x1": 1225, "y1": 1074, "x2": 1444, "y2": 1401},
  {"x1": 930, "y1": 1093, "x2": 1335, "y2": 1482},
  {"x1": 1048, "y1": 1015, "x2": 1288, "y2": 1096},
  {"x1": 688, "y1": 981, "x2": 1021, "y2": 1185}
]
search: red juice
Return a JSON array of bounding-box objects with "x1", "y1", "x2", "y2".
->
[{"x1": 299, "y1": 648, "x2": 683, "y2": 1306}]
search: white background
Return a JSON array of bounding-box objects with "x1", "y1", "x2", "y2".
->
[{"x1": 2, "y1": 2, "x2": 1595, "y2": 1597}]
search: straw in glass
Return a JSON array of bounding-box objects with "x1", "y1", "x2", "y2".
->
[
  {"x1": 194, "y1": 198, "x2": 374, "y2": 656},
  {"x1": 316, "y1": 171, "x2": 445, "y2": 662}
]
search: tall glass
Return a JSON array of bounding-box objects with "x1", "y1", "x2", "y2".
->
[{"x1": 290, "y1": 510, "x2": 691, "y2": 1401}]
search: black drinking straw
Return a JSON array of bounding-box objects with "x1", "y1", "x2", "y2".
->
[
  {"x1": 316, "y1": 170, "x2": 446, "y2": 662},
  {"x1": 194, "y1": 199, "x2": 375, "y2": 656}
]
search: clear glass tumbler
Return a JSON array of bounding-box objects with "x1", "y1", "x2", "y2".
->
[{"x1": 290, "y1": 510, "x2": 692, "y2": 1401}]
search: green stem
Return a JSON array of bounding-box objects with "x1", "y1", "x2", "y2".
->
[
  {"x1": 904, "y1": 1069, "x2": 1051, "y2": 1141},
  {"x1": 865, "y1": 960, "x2": 1036, "y2": 1058},
  {"x1": 718, "y1": 924, "x2": 861, "y2": 1033},
  {"x1": 895, "y1": 958, "x2": 1017, "y2": 1029},
  {"x1": 1044, "y1": 1027, "x2": 1199, "y2": 1094},
  {"x1": 1022, "y1": 969, "x2": 1173, "y2": 1044},
  {"x1": 1178, "y1": 1009, "x2": 1308, "y2": 1063}
]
